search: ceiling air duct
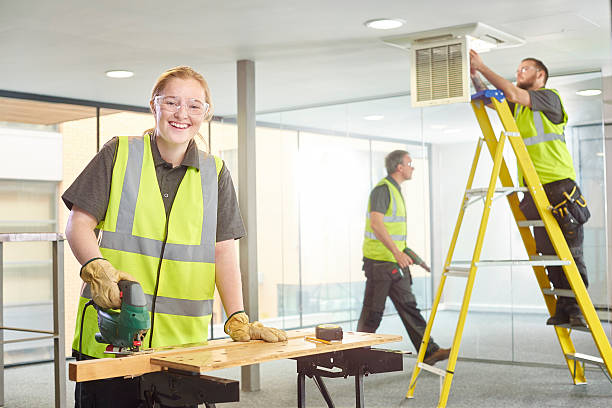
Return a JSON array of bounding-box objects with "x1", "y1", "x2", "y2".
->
[{"x1": 383, "y1": 22, "x2": 525, "y2": 107}]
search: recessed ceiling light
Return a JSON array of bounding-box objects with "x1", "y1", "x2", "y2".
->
[
  {"x1": 364, "y1": 115, "x2": 384, "y2": 121},
  {"x1": 364, "y1": 19, "x2": 405, "y2": 30},
  {"x1": 105, "y1": 70, "x2": 134, "y2": 79},
  {"x1": 575, "y1": 89, "x2": 601, "y2": 96},
  {"x1": 431, "y1": 124, "x2": 447, "y2": 130}
]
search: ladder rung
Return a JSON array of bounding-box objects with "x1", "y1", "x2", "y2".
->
[
  {"x1": 517, "y1": 220, "x2": 545, "y2": 227},
  {"x1": 542, "y1": 288, "x2": 575, "y2": 298},
  {"x1": 566, "y1": 353, "x2": 605, "y2": 367},
  {"x1": 465, "y1": 187, "x2": 528, "y2": 197},
  {"x1": 444, "y1": 266, "x2": 470, "y2": 277},
  {"x1": 450, "y1": 256, "x2": 570, "y2": 268},
  {"x1": 417, "y1": 361, "x2": 446, "y2": 377},
  {"x1": 555, "y1": 323, "x2": 590, "y2": 333},
  {"x1": 527, "y1": 255, "x2": 571, "y2": 266}
]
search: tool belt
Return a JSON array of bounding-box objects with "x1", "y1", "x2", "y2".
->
[{"x1": 551, "y1": 185, "x2": 590, "y2": 233}]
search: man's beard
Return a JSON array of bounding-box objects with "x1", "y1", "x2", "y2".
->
[{"x1": 517, "y1": 79, "x2": 533, "y2": 90}]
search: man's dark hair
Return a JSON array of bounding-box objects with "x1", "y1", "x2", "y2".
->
[
  {"x1": 385, "y1": 150, "x2": 409, "y2": 175},
  {"x1": 522, "y1": 57, "x2": 549, "y2": 85}
]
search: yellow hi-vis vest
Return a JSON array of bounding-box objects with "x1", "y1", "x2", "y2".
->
[
  {"x1": 514, "y1": 88, "x2": 576, "y2": 186},
  {"x1": 363, "y1": 178, "x2": 407, "y2": 262},
  {"x1": 72, "y1": 135, "x2": 223, "y2": 358}
]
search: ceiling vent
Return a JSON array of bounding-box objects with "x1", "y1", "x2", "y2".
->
[{"x1": 383, "y1": 23, "x2": 525, "y2": 107}]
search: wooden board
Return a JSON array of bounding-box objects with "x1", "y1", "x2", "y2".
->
[
  {"x1": 69, "y1": 329, "x2": 402, "y2": 382},
  {"x1": 151, "y1": 331, "x2": 402, "y2": 374}
]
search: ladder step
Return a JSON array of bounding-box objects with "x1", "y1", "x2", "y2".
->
[
  {"x1": 417, "y1": 361, "x2": 446, "y2": 377},
  {"x1": 566, "y1": 353, "x2": 605, "y2": 367},
  {"x1": 450, "y1": 256, "x2": 569, "y2": 268},
  {"x1": 555, "y1": 323, "x2": 590, "y2": 333},
  {"x1": 466, "y1": 187, "x2": 528, "y2": 197},
  {"x1": 542, "y1": 288, "x2": 575, "y2": 298},
  {"x1": 443, "y1": 266, "x2": 470, "y2": 277},
  {"x1": 517, "y1": 220, "x2": 545, "y2": 227}
]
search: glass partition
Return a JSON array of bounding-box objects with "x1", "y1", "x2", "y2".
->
[
  {"x1": 254, "y1": 97, "x2": 431, "y2": 352},
  {"x1": 1, "y1": 69, "x2": 607, "y2": 367},
  {"x1": 249, "y1": 70, "x2": 609, "y2": 362}
]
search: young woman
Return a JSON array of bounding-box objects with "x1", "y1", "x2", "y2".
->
[{"x1": 64, "y1": 66, "x2": 286, "y2": 407}]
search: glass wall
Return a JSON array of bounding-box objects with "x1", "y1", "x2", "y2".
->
[
  {"x1": 206, "y1": 102, "x2": 432, "y2": 346},
  {"x1": 244, "y1": 71, "x2": 610, "y2": 362},
  {"x1": 1, "y1": 69, "x2": 608, "y2": 367},
  {"x1": 250, "y1": 97, "x2": 432, "y2": 353}
]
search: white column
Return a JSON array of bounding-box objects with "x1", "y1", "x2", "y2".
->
[{"x1": 237, "y1": 59, "x2": 260, "y2": 391}]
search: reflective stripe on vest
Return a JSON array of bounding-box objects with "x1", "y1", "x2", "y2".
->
[
  {"x1": 80, "y1": 284, "x2": 214, "y2": 317},
  {"x1": 364, "y1": 231, "x2": 407, "y2": 241},
  {"x1": 515, "y1": 106, "x2": 566, "y2": 146},
  {"x1": 99, "y1": 139, "x2": 217, "y2": 263},
  {"x1": 365, "y1": 193, "x2": 406, "y2": 223}
]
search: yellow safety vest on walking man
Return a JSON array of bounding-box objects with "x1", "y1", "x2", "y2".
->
[{"x1": 363, "y1": 178, "x2": 407, "y2": 262}]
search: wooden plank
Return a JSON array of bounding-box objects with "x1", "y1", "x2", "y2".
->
[
  {"x1": 70, "y1": 329, "x2": 310, "y2": 382},
  {"x1": 151, "y1": 332, "x2": 401, "y2": 374},
  {"x1": 69, "y1": 330, "x2": 402, "y2": 382}
]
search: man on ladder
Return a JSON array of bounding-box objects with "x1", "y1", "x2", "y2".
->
[{"x1": 469, "y1": 50, "x2": 590, "y2": 328}]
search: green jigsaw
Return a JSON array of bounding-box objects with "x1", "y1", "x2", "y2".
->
[{"x1": 94, "y1": 280, "x2": 151, "y2": 355}]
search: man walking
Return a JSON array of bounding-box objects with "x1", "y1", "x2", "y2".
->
[
  {"x1": 358, "y1": 150, "x2": 449, "y2": 365},
  {"x1": 470, "y1": 50, "x2": 589, "y2": 327}
]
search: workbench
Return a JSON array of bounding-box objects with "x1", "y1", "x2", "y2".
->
[{"x1": 70, "y1": 329, "x2": 403, "y2": 407}]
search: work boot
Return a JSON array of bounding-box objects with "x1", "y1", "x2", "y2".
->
[
  {"x1": 546, "y1": 313, "x2": 569, "y2": 326},
  {"x1": 424, "y1": 348, "x2": 450, "y2": 366},
  {"x1": 569, "y1": 314, "x2": 587, "y2": 328},
  {"x1": 546, "y1": 299, "x2": 569, "y2": 326}
]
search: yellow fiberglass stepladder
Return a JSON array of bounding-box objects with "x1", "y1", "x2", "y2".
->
[{"x1": 405, "y1": 89, "x2": 612, "y2": 408}]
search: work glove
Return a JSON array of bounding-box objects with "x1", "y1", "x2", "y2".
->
[
  {"x1": 224, "y1": 311, "x2": 287, "y2": 342},
  {"x1": 80, "y1": 258, "x2": 137, "y2": 309}
]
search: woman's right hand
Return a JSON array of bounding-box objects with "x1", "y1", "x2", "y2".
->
[{"x1": 80, "y1": 258, "x2": 137, "y2": 309}]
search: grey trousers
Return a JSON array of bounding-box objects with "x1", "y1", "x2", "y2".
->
[
  {"x1": 357, "y1": 260, "x2": 439, "y2": 357},
  {"x1": 519, "y1": 178, "x2": 588, "y2": 316}
]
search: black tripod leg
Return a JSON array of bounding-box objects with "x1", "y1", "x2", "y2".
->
[
  {"x1": 355, "y1": 372, "x2": 364, "y2": 408},
  {"x1": 313, "y1": 375, "x2": 335, "y2": 408},
  {"x1": 298, "y1": 373, "x2": 306, "y2": 408}
]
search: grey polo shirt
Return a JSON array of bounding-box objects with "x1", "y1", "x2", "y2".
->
[
  {"x1": 62, "y1": 134, "x2": 245, "y2": 242},
  {"x1": 508, "y1": 89, "x2": 564, "y2": 124}
]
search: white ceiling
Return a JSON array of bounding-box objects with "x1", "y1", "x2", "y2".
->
[{"x1": 1, "y1": 0, "x2": 610, "y2": 121}]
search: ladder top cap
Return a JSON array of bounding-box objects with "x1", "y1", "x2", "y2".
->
[{"x1": 471, "y1": 89, "x2": 505, "y2": 103}]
